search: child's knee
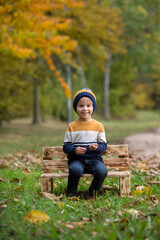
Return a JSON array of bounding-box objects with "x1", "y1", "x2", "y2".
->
[
  {"x1": 69, "y1": 164, "x2": 83, "y2": 178},
  {"x1": 96, "y1": 165, "x2": 108, "y2": 178}
]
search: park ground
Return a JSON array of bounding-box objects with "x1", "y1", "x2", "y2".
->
[{"x1": 0, "y1": 110, "x2": 160, "y2": 240}]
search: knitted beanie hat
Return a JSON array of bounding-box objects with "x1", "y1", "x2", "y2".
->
[{"x1": 73, "y1": 88, "x2": 96, "y2": 113}]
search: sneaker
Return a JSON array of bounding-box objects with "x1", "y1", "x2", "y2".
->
[{"x1": 86, "y1": 195, "x2": 96, "y2": 200}]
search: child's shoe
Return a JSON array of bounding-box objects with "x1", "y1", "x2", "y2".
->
[{"x1": 86, "y1": 195, "x2": 96, "y2": 200}]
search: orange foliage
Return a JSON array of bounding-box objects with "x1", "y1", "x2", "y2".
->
[
  {"x1": 45, "y1": 53, "x2": 71, "y2": 98},
  {"x1": 0, "y1": 0, "x2": 83, "y2": 98}
]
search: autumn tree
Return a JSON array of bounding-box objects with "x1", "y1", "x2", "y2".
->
[
  {"x1": 0, "y1": 0, "x2": 83, "y2": 124},
  {"x1": 56, "y1": 0, "x2": 125, "y2": 118}
]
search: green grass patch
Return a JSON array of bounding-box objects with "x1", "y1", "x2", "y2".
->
[
  {"x1": 0, "y1": 168, "x2": 160, "y2": 240},
  {"x1": 0, "y1": 110, "x2": 160, "y2": 239}
]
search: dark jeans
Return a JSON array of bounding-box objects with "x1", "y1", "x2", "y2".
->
[{"x1": 67, "y1": 159, "x2": 108, "y2": 196}]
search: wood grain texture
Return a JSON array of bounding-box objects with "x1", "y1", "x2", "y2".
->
[
  {"x1": 42, "y1": 145, "x2": 129, "y2": 159},
  {"x1": 41, "y1": 170, "x2": 130, "y2": 178}
]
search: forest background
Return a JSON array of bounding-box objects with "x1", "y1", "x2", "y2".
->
[{"x1": 0, "y1": 0, "x2": 160, "y2": 125}]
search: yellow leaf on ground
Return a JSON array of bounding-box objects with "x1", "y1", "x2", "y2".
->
[
  {"x1": 131, "y1": 186, "x2": 152, "y2": 197},
  {"x1": 58, "y1": 202, "x2": 64, "y2": 209},
  {"x1": 13, "y1": 186, "x2": 24, "y2": 192},
  {"x1": 23, "y1": 210, "x2": 50, "y2": 224}
]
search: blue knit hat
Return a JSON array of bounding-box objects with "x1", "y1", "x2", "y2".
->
[{"x1": 73, "y1": 88, "x2": 96, "y2": 113}]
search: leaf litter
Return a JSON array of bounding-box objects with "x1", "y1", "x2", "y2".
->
[{"x1": 0, "y1": 151, "x2": 42, "y2": 171}]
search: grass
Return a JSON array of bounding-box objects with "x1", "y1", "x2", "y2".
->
[
  {"x1": 0, "y1": 168, "x2": 160, "y2": 240},
  {"x1": 0, "y1": 110, "x2": 160, "y2": 239},
  {"x1": 0, "y1": 110, "x2": 160, "y2": 156}
]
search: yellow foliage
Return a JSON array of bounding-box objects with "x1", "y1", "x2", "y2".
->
[
  {"x1": 0, "y1": 0, "x2": 82, "y2": 98},
  {"x1": 131, "y1": 84, "x2": 155, "y2": 109},
  {"x1": 131, "y1": 186, "x2": 152, "y2": 197},
  {"x1": 23, "y1": 209, "x2": 50, "y2": 224},
  {"x1": 137, "y1": 5, "x2": 148, "y2": 17}
]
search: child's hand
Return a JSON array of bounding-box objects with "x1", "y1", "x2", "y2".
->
[
  {"x1": 89, "y1": 143, "x2": 98, "y2": 151},
  {"x1": 76, "y1": 147, "x2": 87, "y2": 155}
]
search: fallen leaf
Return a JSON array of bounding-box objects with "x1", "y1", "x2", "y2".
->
[
  {"x1": 0, "y1": 200, "x2": 9, "y2": 205},
  {"x1": 0, "y1": 160, "x2": 9, "y2": 168},
  {"x1": 15, "y1": 153, "x2": 23, "y2": 158},
  {"x1": 10, "y1": 178, "x2": 20, "y2": 183},
  {"x1": 131, "y1": 186, "x2": 152, "y2": 196},
  {"x1": 0, "y1": 204, "x2": 7, "y2": 210},
  {"x1": 148, "y1": 180, "x2": 160, "y2": 185},
  {"x1": 150, "y1": 169, "x2": 160, "y2": 176},
  {"x1": 23, "y1": 210, "x2": 50, "y2": 224},
  {"x1": 38, "y1": 192, "x2": 63, "y2": 203},
  {"x1": 14, "y1": 198, "x2": 20, "y2": 202},
  {"x1": 22, "y1": 168, "x2": 30, "y2": 174},
  {"x1": 120, "y1": 218, "x2": 129, "y2": 224},
  {"x1": 104, "y1": 218, "x2": 119, "y2": 225},
  {"x1": 135, "y1": 185, "x2": 145, "y2": 191},
  {"x1": 149, "y1": 195, "x2": 159, "y2": 207},
  {"x1": 61, "y1": 222, "x2": 74, "y2": 229},
  {"x1": 0, "y1": 178, "x2": 4, "y2": 183},
  {"x1": 103, "y1": 185, "x2": 116, "y2": 190},
  {"x1": 60, "y1": 219, "x2": 89, "y2": 229},
  {"x1": 13, "y1": 185, "x2": 24, "y2": 192},
  {"x1": 82, "y1": 217, "x2": 91, "y2": 221},
  {"x1": 4, "y1": 153, "x2": 13, "y2": 160},
  {"x1": 126, "y1": 209, "x2": 143, "y2": 218}
]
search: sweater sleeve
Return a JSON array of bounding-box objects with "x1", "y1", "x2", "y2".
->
[
  {"x1": 96, "y1": 142, "x2": 107, "y2": 153},
  {"x1": 63, "y1": 142, "x2": 76, "y2": 154},
  {"x1": 63, "y1": 126, "x2": 76, "y2": 154},
  {"x1": 94, "y1": 123, "x2": 107, "y2": 153}
]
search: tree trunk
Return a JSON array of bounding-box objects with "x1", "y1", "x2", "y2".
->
[
  {"x1": 104, "y1": 52, "x2": 112, "y2": 119},
  {"x1": 32, "y1": 77, "x2": 39, "y2": 125},
  {"x1": 77, "y1": 56, "x2": 87, "y2": 88}
]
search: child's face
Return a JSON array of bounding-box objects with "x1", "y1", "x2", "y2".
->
[{"x1": 76, "y1": 97, "x2": 93, "y2": 121}]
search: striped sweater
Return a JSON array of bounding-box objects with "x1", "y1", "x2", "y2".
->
[{"x1": 63, "y1": 119, "x2": 107, "y2": 162}]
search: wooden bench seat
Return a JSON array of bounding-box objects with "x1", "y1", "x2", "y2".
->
[{"x1": 40, "y1": 145, "x2": 131, "y2": 196}]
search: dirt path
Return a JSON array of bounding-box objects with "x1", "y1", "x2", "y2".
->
[{"x1": 124, "y1": 127, "x2": 160, "y2": 175}]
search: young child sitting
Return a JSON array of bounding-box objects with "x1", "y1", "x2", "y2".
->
[{"x1": 63, "y1": 88, "x2": 108, "y2": 199}]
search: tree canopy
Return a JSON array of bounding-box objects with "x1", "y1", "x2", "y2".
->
[{"x1": 0, "y1": 0, "x2": 160, "y2": 123}]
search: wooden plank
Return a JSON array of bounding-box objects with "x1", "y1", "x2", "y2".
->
[
  {"x1": 41, "y1": 170, "x2": 130, "y2": 179},
  {"x1": 120, "y1": 176, "x2": 131, "y2": 196},
  {"x1": 43, "y1": 158, "x2": 128, "y2": 165},
  {"x1": 103, "y1": 158, "x2": 128, "y2": 165},
  {"x1": 43, "y1": 163, "x2": 129, "y2": 168},
  {"x1": 104, "y1": 145, "x2": 128, "y2": 157},
  {"x1": 43, "y1": 147, "x2": 65, "y2": 159},
  {"x1": 42, "y1": 164, "x2": 129, "y2": 171},
  {"x1": 42, "y1": 166, "x2": 129, "y2": 172},
  {"x1": 42, "y1": 145, "x2": 128, "y2": 159},
  {"x1": 43, "y1": 160, "x2": 68, "y2": 166},
  {"x1": 42, "y1": 158, "x2": 129, "y2": 171}
]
